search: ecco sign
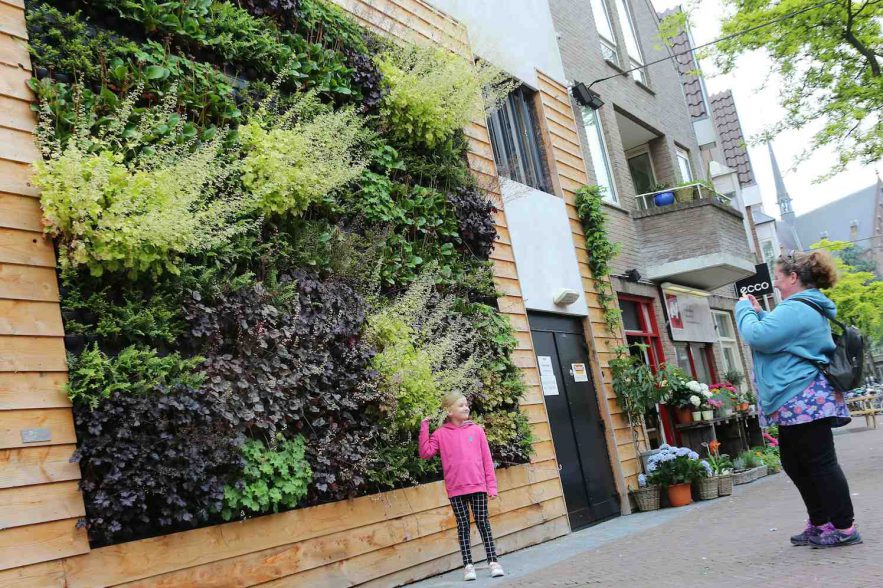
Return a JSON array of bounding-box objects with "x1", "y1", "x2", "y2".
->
[{"x1": 735, "y1": 263, "x2": 774, "y2": 298}]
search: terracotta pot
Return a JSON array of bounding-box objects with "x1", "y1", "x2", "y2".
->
[
  {"x1": 667, "y1": 482, "x2": 693, "y2": 507},
  {"x1": 675, "y1": 407, "x2": 693, "y2": 425},
  {"x1": 692, "y1": 411, "x2": 703, "y2": 422},
  {"x1": 702, "y1": 410, "x2": 714, "y2": 420}
]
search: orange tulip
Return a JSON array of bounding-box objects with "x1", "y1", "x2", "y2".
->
[{"x1": 709, "y1": 440, "x2": 721, "y2": 455}]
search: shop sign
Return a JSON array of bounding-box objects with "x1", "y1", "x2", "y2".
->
[
  {"x1": 734, "y1": 263, "x2": 774, "y2": 298},
  {"x1": 663, "y1": 288, "x2": 716, "y2": 343}
]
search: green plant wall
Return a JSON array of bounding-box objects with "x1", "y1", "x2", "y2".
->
[{"x1": 27, "y1": 0, "x2": 531, "y2": 546}]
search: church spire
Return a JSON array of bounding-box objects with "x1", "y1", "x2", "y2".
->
[{"x1": 768, "y1": 142, "x2": 794, "y2": 221}]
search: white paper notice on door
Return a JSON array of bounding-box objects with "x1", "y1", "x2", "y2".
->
[
  {"x1": 536, "y1": 356, "x2": 559, "y2": 396},
  {"x1": 571, "y1": 363, "x2": 588, "y2": 382}
]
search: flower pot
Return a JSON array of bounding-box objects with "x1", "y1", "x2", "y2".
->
[
  {"x1": 719, "y1": 408, "x2": 733, "y2": 418},
  {"x1": 702, "y1": 410, "x2": 714, "y2": 421},
  {"x1": 632, "y1": 485, "x2": 661, "y2": 512},
  {"x1": 692, "y1": 411, "x2": 703, "y2": 422},
  {"x1": 695, "y1": 477, "x2": 719, "y2": 500},
  {"x1": 738, "y1": 402, "x2": 749, "y2": 412},
  {"x1": 667, "y1": 482, "x2": 693, "y2": 507},
  {"x1": 675, "y1": 407, "x2": 693, "y2": 425},
  {"x1": 654, "y1": 191, "x2": 675, "y2": 207},
  {"x1": 717, "y1": 474, "x2": 733, "y2": 496}
]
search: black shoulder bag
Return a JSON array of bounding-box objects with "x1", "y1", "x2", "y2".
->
[{"x1": 793, "y1": 297, "x2": 865, "y2": 392}]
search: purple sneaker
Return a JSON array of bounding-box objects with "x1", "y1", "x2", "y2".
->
[
  {"x1": 809, "y1": 525, "x2": 863, "y2": 549},
  {"x1": 791, "y1": 522, "x2": 832, "y2": 546}
]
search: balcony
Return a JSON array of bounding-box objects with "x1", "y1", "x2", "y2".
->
[{"x1": 632, "y1": 185, "x2": 755, "y2": 291}]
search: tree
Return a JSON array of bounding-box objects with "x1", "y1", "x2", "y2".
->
[
  {"x1": 811, "y1": 239, "x2": 883, "y2": 349},
  {"x1": 713, "y1": 0, "x2": 882, "y2": 178}
]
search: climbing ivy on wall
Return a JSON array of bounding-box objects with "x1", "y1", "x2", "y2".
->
[
  {"x1": 27, "y1": 0, "x2": 532, "y2": 546},
  {"x1": 575, "y1": 185, "x2": 622, "y2": 337}
]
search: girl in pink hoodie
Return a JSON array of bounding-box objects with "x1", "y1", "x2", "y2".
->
[{"x1": 419, "y1": 392, "x2": 504, "y2": 581}]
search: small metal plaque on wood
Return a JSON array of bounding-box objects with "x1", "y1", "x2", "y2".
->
[{"x1": 21, "y1": 428, "x2": 51, "y2": 443}]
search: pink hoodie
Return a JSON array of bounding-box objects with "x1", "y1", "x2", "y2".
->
[{"x1": 419, "y1": 419, "x2": 497, "y2": 498}]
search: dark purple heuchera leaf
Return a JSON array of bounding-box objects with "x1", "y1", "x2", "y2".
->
[
  {"x1": 446, "y1": 186, "x2": 498, "y2": 259},
  {"x1": 236, "y1": 0, "x2": 301, "y2": 29},
  {"x1": 183, "y1": 272, "x2": 385, "y2": 503},
  {"x1": 73, "y1": 385, "x2": 244, "y2": 546},
  {"x1": 344, "y1": 49, "x2": 385, "y2": 111}
]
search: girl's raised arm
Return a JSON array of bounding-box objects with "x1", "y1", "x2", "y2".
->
[{"x1": 418, "y1": 418, "x2": 439, "y2": 459}]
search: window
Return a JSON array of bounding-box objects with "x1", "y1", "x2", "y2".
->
[
  {"x1": 627, "y1": 151, "x2": 656, "y2": 195},
  {"x1": 675, "y1": 343, "x2": 717, "y2": 384},
  {"x1": 613, "y1": 0, "x2": 646, "y2": 84},
  {"x1": 676, "y1": 147, "x2": 693, "y2": 183},
  {"x1": 713, "y1": 311, "x2": 743, "y2": 378},
  {"x1": 619, "y1": 296, "x2": 664, "y2": 370},
  {"x1": 590, "y1": 0, "x2": 618, "y2": 62},
  {"x1": 581, "y1": 107, "x2": 618, "y2": 204},
  {"x1": 487, "y1": 86, "x2": 551, "y2": 193},
  {"x1": 760, "y1": 240, "x2": 776, "y2": 264}
]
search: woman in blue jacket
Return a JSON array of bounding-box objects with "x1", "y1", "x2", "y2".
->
[{"x1": 736, "y1": 250, "x2": 861, "y2": 548}]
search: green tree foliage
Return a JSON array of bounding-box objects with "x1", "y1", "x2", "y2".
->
[
  {"x1": 811, "y1": 239, "x2": 883, "y2": 347},
  {"x1": 713, "y1": 0, "x2": 882, "y2": 177}
]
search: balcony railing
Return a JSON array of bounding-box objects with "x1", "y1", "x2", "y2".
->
[{"x1": 635, "y1": 182, "x2": 733, "y2": 211}]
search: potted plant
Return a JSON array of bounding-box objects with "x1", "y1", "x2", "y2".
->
[
  {"x1": 702, "y1": 440, "x2": 734, "y2": 496},
  {"x1": 674, "y1": 181, "x2": 695, "y2": 203},
  {"x1": 652, "y1": 182, "x2": 675, "y2": 207},
  {"x1": 723, "y1": 369, "x2": 744, "y2": 391},
  {"x1": 700, "y1": 399, "x2": 714, "y2": 421},
  {"x1": 710, "y1": 383, "x2": 737, "y2": 417},
  {"x1": 631, "y1": 473, "x2": 661, "y2": 512},
  {"x1": 646, "y1": 444, "x2": 708, "y2": 507},
  {"x1": 659, "y1": 365, "x2": 695, "y2": 424}
]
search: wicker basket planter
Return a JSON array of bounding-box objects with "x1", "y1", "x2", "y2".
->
[
  {"x1": 632, "y1": 485, "x2": 661, "y2": 512},
  {"x1": 694, "y1": 477, "x2": 719, "y2": 500},
  {"x1": 717, "y1": 474, "x2": 733, "y2": 496},
  {"x1": 753, "y1": 465, "x2": 768, "y2": 480},
  {"x1": 732, "y1": 469, "x2": 753, "y2": 485}
]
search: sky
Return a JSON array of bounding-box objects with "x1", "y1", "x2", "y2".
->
[{"x1": 651, "y1": 0, "x2": 880, "y2": 218}]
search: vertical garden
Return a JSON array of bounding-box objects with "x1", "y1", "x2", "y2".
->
[{"x1": 25, "y1": 0, "x2": 532, "y2": 546}]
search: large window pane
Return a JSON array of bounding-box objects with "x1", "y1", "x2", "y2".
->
[
  {"x1": 620, "y1": 300, "x2": 641, "y2": 331},
  {"x1": 590, "y1": 0, "x2": 618, "y2": 62},
  {"x1": 627, "y1": 152, "x2": 656, "y2": 195},
  {"x1": 487, "y1": 87, "x2": 550, "y2": 193},
  {"x1": 581, "y1": 107, "x2": 618, "y2": 204},
  {"x1": 677, "y1": 148, "x2": 693, "y2": 182},
  {"x1": 613, "y1": 0, "x2": 646, "y2": 83}
]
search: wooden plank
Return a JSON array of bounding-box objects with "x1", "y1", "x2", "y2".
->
[
  {"x1": 0, "y1": 518, "x2": 88, "y2": 570},
  {"x1": 118, "y1": 479, "x2": 562, "y2": 588},
  {"x1": 0, "y1": 159, "x2": 36, "y2": 196},
  {"x1": 0, "y1": 2, "x2": 26, "y2": 41},
  {"x1": 494, "y1": 276, "x2": 522, "y2": 297},
  {"x1": 63, "y1": 462, "x2": 547, "y2": 587},
  {"x1": 0, "y1": 264, "x2": 59, "y2": 301},
  {"x1": 0, "y1": 336, "x2": 66, "y2": 372},
  {"x1": 0, "y1": 31, "x2": 30, "y2": 71},
  {"x1": 0, "y1": 408, "x2": 75, "y2": 449},
  {"x1": 0, "y1": 229, "x2": 55, "y2": 267},
  {"x1": 0, "y1": 481, "x2": 84, "y2": 529},
  {"x1": 521, "y1": 402, "x2": 548, "y2": 424},
  {"x1": 0, "y1": 444, "x2": 80, "y2": 489},
  {"x1": 0, "y1": 62, "x2": 30, "y2": 102},
  {"x1": 257, "y1": 499, "x2": 567, "y2": 588},
  {"x1": 0, "y1": 372, "x2": 69, "y2": 410},
  {"x1": 0, "y1": 126, "x2": 39, "y2": 164},
  {"x1": 0, "y1": 95, "x2": 32, "y2": 137},
  {"x1": 0, "y1": 192, "x2": 42, "y2": 231},
  {"x1": 528, "y1": 420, "x2": 552, "y2": 443},
  {"x1": 531, "y1": 440, "x2": 555, "y2": 463},
  {"x1": 0, "y1": 300, "x2": 63, "y2": 336},
  {"x1": 0, "y1": 560, "x2": 65, "y2": 588}
]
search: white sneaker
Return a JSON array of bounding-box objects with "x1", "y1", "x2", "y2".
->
[
  {"x1": 489, "y1": 562, "x2": 505, "y2": 578},
  {"x1": 464, "y1": 564, "x2": 477, "y2": 581}
]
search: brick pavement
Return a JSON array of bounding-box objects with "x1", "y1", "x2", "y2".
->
[{"x1": 412, "y1": 421, "x2": 882, "y2": 588}]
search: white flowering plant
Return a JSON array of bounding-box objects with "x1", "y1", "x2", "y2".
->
[{"x1": 646, "y1": 444, "x2": 712, "y2": 486}]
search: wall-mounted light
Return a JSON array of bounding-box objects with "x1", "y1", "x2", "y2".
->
[
  {"x1": 572, "y1": 81, "x2": 604, "y2": 110},
  {"x1": 625, "y1": 269, "x2": 642, "y2": 283},
  {"x1": 553, "y1": 288, "x2": 580, "y2": 306}
]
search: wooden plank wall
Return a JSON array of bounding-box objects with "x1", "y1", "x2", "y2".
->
[
  {"x1": 534, "y1": 71, "x2": 639, "y2": 495},
  {"x1": 0, "y1": 0, "x2": 91, "y2": 581},
  {"x1": 0, "y1": 0, "x2": 571, "y2": 586}
]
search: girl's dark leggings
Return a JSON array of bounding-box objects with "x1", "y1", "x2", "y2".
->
[{"x1": 450, "y1": 492, "x2": 498, "y2": 566}]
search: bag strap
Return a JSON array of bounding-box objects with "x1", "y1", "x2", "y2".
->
[{"x1": 792, "y1": 297, "x2": 847, "y2": 331}]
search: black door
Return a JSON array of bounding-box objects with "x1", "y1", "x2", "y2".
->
[{"x1": 529, "y1": 312, "x2": 620, "y2": 530}]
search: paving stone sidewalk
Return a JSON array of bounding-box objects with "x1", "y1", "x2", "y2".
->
[{"x1": 411, "y1": 421, "x2": 882, "y2": 588}]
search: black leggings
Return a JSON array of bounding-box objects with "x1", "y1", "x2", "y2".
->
[
  {"x1": 450, "y1": 492, "x2": 498, "y2": 566},
  {"x1": 779, "y1": 418, "x2": 854, "y2": 529}
]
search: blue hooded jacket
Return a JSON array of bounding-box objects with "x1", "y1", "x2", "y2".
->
[{"x1": 735, "y1": 288, "x2": 836, "y2": 415}]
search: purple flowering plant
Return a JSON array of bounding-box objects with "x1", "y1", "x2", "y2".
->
[{"x1": 645, "y1": 444, "x2": 711, "y2": 486}]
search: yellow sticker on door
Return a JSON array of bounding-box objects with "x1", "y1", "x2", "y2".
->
[{"x1": 571, "y1": 363, "x2": 588, "y2": 382}]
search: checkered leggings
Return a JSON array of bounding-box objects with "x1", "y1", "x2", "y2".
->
[{"x1": 450, "y1": 492, "x2": 498, "y2": 566}]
